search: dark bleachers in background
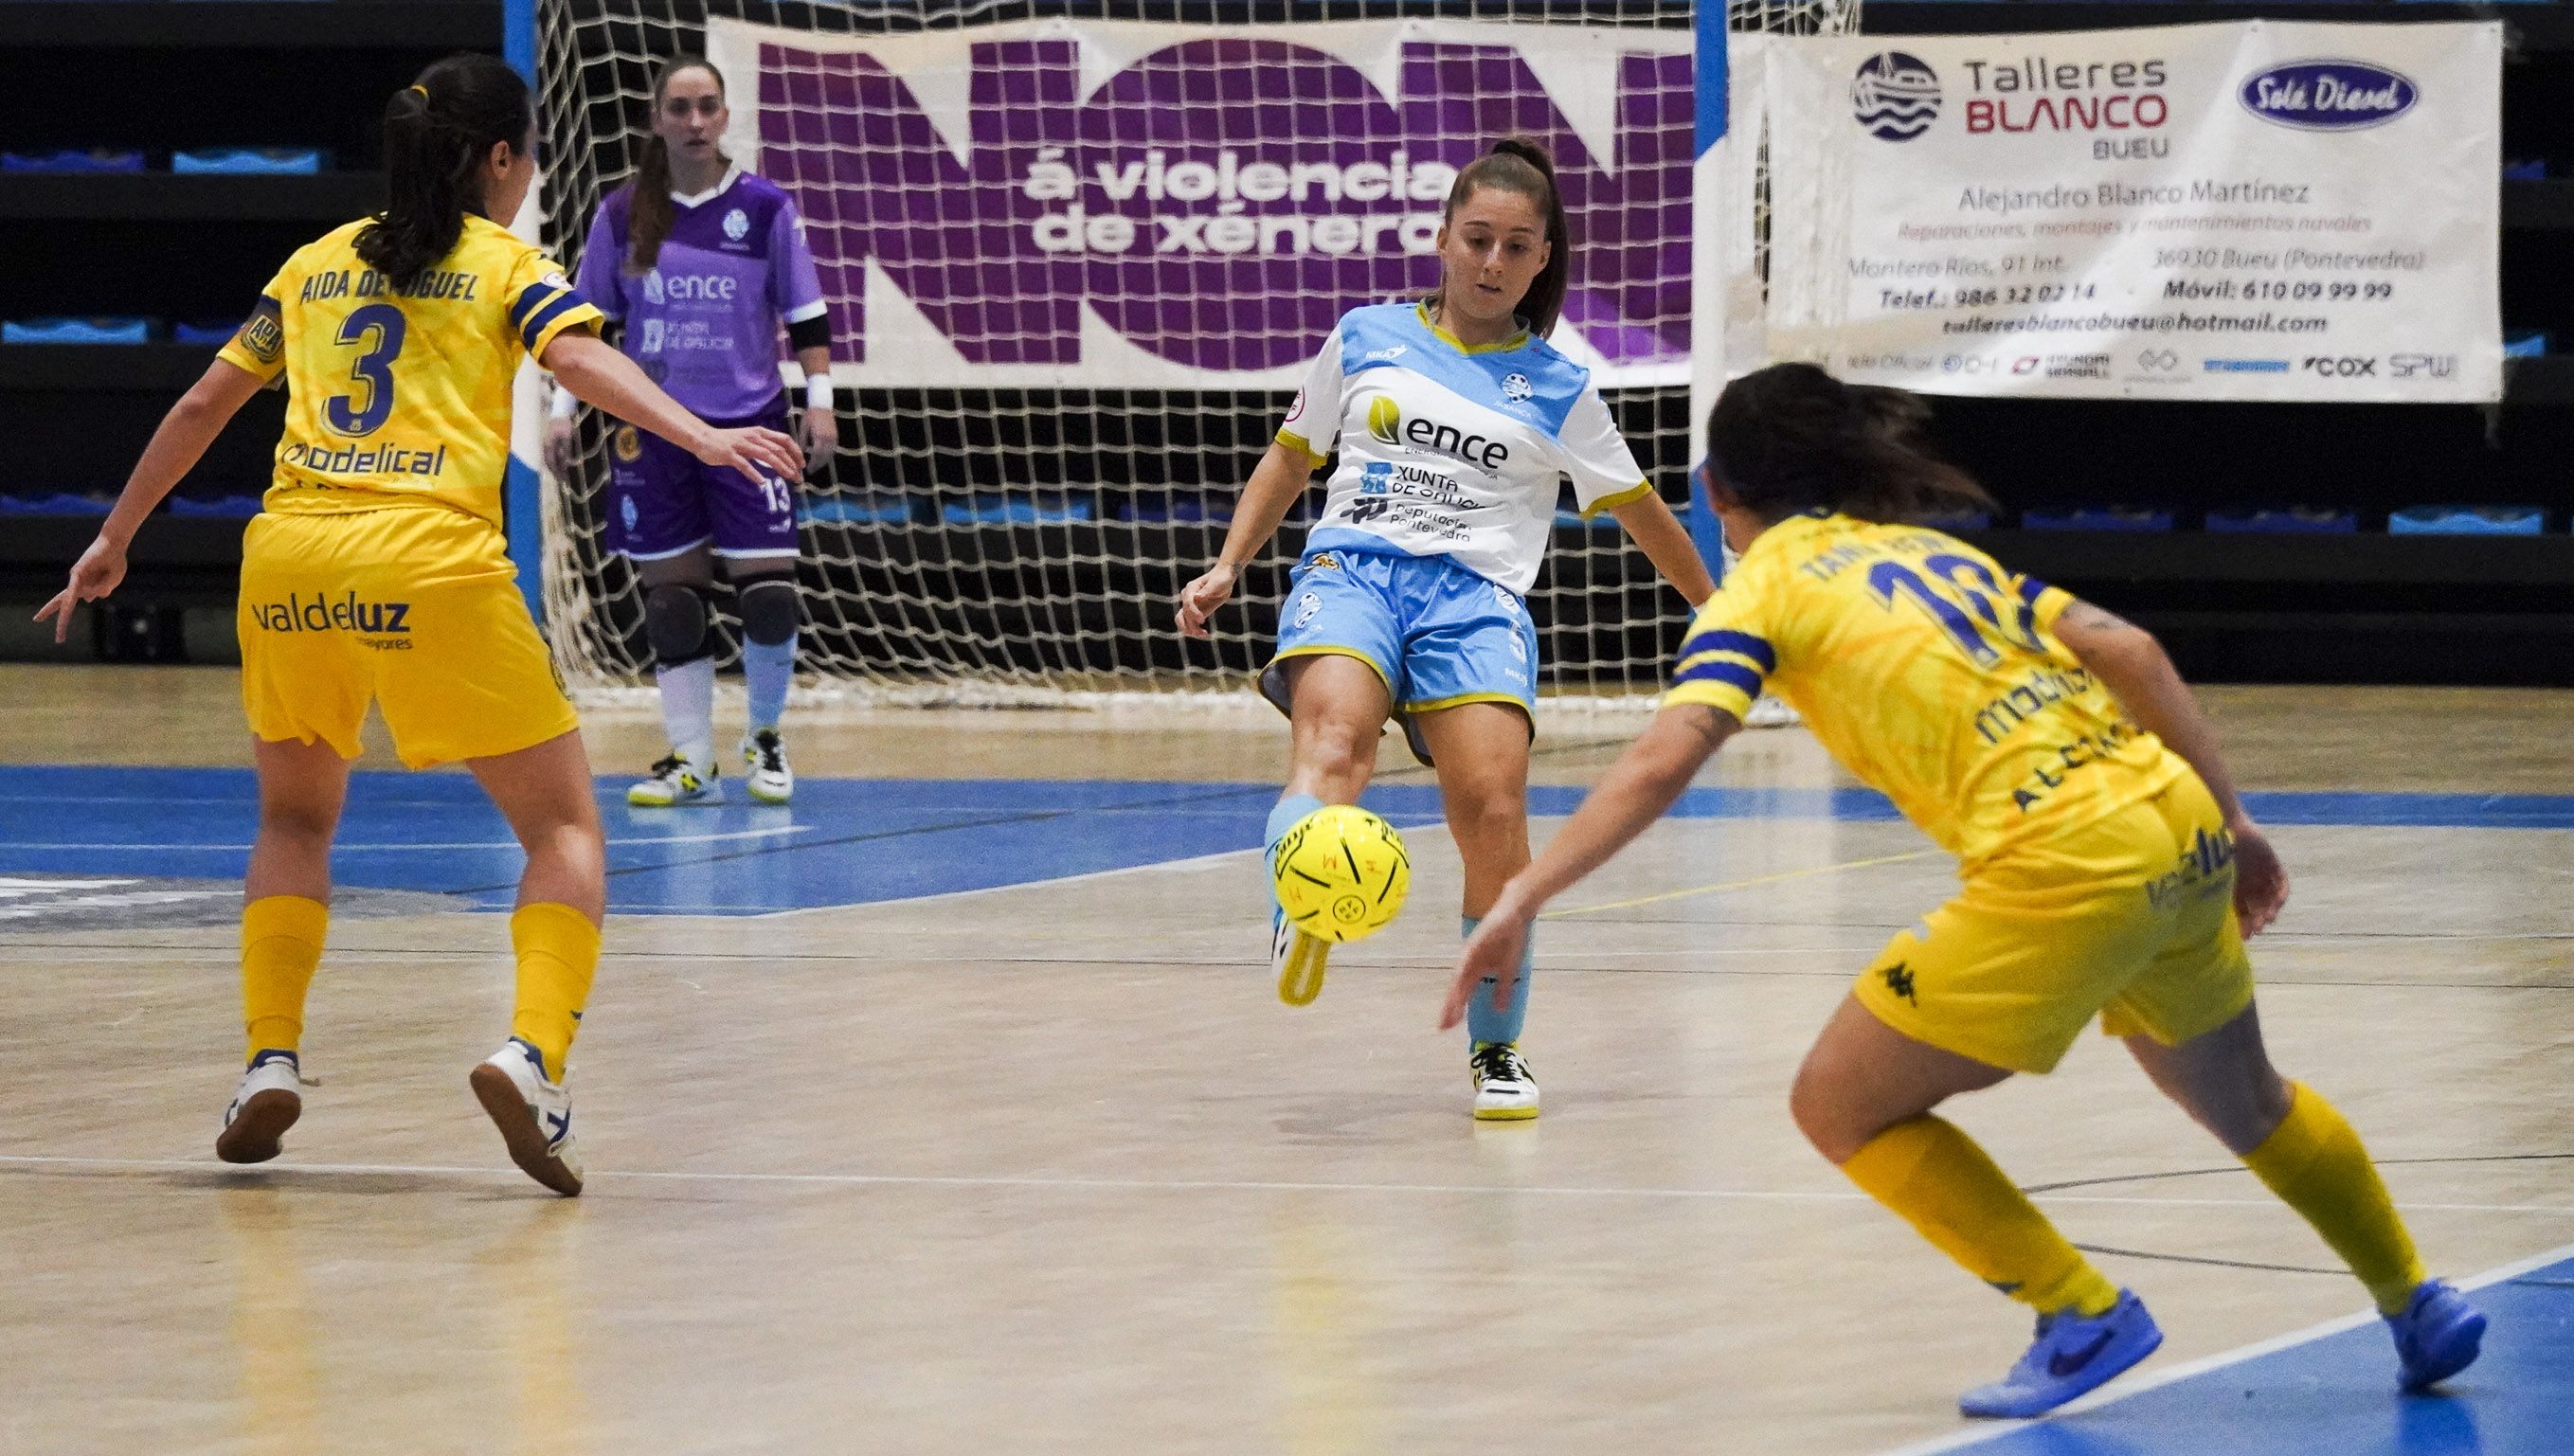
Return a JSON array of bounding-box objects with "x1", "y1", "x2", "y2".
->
[{"x1": 1, "y1": 0, "x2": 2567, "y2": 683}]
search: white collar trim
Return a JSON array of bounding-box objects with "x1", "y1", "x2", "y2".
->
[{"x1": 671, "y1": 165, "x2": 742, "y2": 209}]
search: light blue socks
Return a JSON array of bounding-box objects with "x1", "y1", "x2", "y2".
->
[
  {"x1": 744, "y1": 633, "x2": 796, "y2": 732},
  {"x1": 1461, "y1": 914, "x2": 1534, "y2": 1046},
  {"x1": 1264, "y1": 793, "x2": 1325, "y2": 905}
]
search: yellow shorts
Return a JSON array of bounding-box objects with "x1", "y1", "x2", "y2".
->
[
  {"x1": 1853, "y1": 771, "x2": 2256, "y2": 1075},
  {"x1": 237, "y1": 507, "x2": 577, "y2": 769}
]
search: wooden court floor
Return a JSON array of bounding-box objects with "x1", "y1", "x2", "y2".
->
[{"x1": 0, "y1": 667, "x2": 2568, "y2": 1456}]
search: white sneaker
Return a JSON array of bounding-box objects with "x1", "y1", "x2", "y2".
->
[
  {"x1": 627, "y1": 750, "x2": 720, "y2": 807},
  {"x1": 217, "y1": 1050, "x2": 303, "y2": 1163},
  {"x1": 1743, "y1": 695, "x2": 1801, "y2": 729},
  {"x1": 469, "y1": 1038, "x2": 584, "y2": 1196},
  {"x1": 741, "y1": 728, "x2": 794, "y2": 805},
  {"x1": 1470, "y1": 1041, "x2": 1540, "y2": 1122},
  {"x1": 1272, "y1": 908, "x2": 1330, "y2": 1006}
]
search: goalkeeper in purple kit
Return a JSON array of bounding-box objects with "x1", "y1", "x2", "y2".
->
[{"x1": 548, "y1": 56, "x2": 836, "y2": 806}]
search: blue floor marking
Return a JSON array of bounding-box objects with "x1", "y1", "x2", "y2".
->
[
  {"x1": 1918, "y1": 1254, "x2": 2574, "y2": 1456},
  {"x1": 2, "y1": 765, "x2": 2569, "y2": 915}
]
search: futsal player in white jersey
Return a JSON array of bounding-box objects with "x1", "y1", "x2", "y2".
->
[{"x1": 1176, "y1": 137, "x2": 1714, "y2": 1119}]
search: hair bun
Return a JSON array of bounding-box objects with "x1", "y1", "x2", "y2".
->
[{"x1": 1490, "y1": 135, "x2": 1557, "y2": 180}]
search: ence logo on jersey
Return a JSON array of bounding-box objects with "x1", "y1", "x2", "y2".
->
[
  {"x1": 1363, "y1": 398, "x2": 1510, "y2": 471},
  {"x1": 248, "y1": 591, "x2": 413, "y2": 642}
]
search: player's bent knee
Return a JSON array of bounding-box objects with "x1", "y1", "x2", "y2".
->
[
  {"x1": 736, "y1": 577, "x2": 800, "y2": 647},
  {"x1": 644, "y1": 583, "x2": 716, "y2": 666}
]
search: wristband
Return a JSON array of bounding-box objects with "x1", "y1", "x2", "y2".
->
[{"x1": 805, "y1": 375, "x2": 835, "y2": 412}]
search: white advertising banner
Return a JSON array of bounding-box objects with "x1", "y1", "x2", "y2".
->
[{"x1": 1765, "y1": 22, "x2": 2502, "y2": 402}]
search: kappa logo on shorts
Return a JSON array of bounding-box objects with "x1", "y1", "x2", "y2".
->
[
  {"x1": 1291, "y1": 591, "x2": 1324, "y2": 629},
  {"x1": 620, "y1": 494, "x2": 639, "y2": 530},
  {"x1": 1881, "y1": 962, "x2": 1918, "y2": 1004},
  {"x1": 613, "y1": 425, "x2": 642, "y2": 463}
]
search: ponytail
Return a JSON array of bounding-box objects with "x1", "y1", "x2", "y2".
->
[
  {"x1": 354, "y1": 53, "x2": 531, "y2": 291},
  {"x1": 1436, "y1": 135, "x2": 1572, "y2": 337},
  {"x1": 626, "y1": 57, "x2": 726, "y2": 275},
  {"x1": 1705, "y1": 363, "x2": 1996, "y2": 524}
]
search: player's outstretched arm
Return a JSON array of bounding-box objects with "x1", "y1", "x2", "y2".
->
[
  {"x1": 542, "y1": 328, "x2": 803, "y2": 485},
  {"x1": 1609, "y1": 491, "x2": 1717, "y2": 606},
  {"x1": 2054, "y1": 597, "x2": 2288, "y2": 933},
  {"x1": 1440, "y1": 702, "x2": 1738, "y2": 1028},
  {"x1": 36, "y1": 357, "x2": 268, "y2": 641},
  {"x1": 1173, "y1": 439, "x2": 1318, "y2": 638}
]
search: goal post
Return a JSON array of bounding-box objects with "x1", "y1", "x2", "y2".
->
[{"x1": 529, "y1": 0, "x2": 1851, "y2": 708}]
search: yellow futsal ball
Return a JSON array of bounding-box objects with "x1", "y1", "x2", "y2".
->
[{"x1": 1272, "y1": 804, "x2": 1411, "y2": 944}]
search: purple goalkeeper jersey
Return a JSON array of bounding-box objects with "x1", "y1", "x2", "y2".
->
[{"x1": 573, "y1": 167, "x2": 828, "y2": 422}]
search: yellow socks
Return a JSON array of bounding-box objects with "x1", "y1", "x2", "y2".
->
[
  {"x1": 509, "y1": 904, "x2": 601, "y2": 1083},
  {"x1": 1841, "y1": 1115, "x2": 2120, "y2": 1319},
  {"x1": 242, "y1": 896, "x2": 328, "y2": 1065},
  {"x1": 2242, "y1": 1083, "x2": 2426, "y2": 1316}
]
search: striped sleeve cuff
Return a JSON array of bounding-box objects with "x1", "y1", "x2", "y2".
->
[
  {"x1": 512, "y1": 280, "x2": 602, "y2": 354},
  {"x1": 1665, "y1": 626, "x2": 1773, "y2": 720},
  {"x1": 2016, "y1": 575, "x2": 2075, "y2": 634}
]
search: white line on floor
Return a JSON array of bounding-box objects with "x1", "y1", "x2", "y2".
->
[{"x1": 0, "y1": 826, "x2": 815, "y2": 853}]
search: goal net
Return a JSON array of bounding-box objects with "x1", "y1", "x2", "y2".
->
[{"x1": 534, "y1": 0, "x2": 1857, "y2": 706}]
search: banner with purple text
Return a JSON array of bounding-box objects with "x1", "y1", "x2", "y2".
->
[
  {"x1": 706, "y1": 17, "x2": 1699, "y2": 389},
  {"x1": 1765, "y1": 22, "x2": 2501, "y2": 402}
]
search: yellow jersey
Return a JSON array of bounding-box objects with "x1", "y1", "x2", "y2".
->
[
  {"x1": 1665, "y1": 512, "x2": 2184, "y2": 869},
  {"x1": 218, "y1": 214, "x2": 602, "y2": 529}
]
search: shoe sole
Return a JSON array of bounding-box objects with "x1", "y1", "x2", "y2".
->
[
  {"x1": 1472, "y1": 1103, "x2": 1540, "y2": 1122},
  {"x1": 1961, "y1": 1324, "x2": 2163, "y2": 1418},
  {"x1": 1276, "y1": 936, "x2": 1328, "y2": 1006},
  {"x1": 627, "y1": 791, "x2": 720, "y2": 807},
  {"x1": 747, "y1": 785, "x2": 792, "y2": 804},
  {"x1": 215, "y1": 1088, "x2": 300, "y2": 1163},
  {"x1": 469, "y1": 1063, "x2": 584, "y2": 1196}
]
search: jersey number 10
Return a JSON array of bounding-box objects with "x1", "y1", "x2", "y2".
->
[{"x1": 1867, "y1": 553, "x2": 2046, "y2": 667}]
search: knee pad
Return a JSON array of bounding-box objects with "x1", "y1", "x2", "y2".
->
[
  {"x1": 643, "y1": 583, "x2": 715, "y2": 667},
  {"x1": 736, "y1": 577, "x2": 801, "y2": 647}
]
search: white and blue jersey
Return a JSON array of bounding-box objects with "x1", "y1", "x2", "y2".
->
[
  {"x1": 1261, "y1": 303, "x2": 1652, "y2": 759},
  {"x1": 1278, "y1": 302, "x2": 1651, "y2": 596}
]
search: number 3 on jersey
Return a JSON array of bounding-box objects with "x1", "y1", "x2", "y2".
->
[
  {"x1": 1867, "y1": 552, "x2": 2046, "y2": 666},
  {"x1": 326, "y1": 302, "x2": 405, "y2": 437}
]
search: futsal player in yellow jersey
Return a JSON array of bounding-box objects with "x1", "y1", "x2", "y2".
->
[
  {"x1": 1445, "y1": 363, "x2": 2486, "y2": 1415},
  {"x1": 40, "y1": 54, "x2": 801, "y2": 1196}
]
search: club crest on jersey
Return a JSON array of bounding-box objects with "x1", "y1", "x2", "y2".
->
[
  {"x1": 723, "y1": 208, "x2": 751, "y2": 243},
  {"x1": 1363, "y1": 399, "x2": 1509, "y2": 471},
  {"x1": 613, "y1": 425, "x2": 642, "y2": 463},
  {"x1": 1502, "y1": 372, "x2": 1533, "y2": 402}
]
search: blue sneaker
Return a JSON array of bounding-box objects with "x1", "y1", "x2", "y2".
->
[
  {"x1": 2387, "y1": 1280, "x2": 2485, "y2": 1391},
  {"x1": 1960, "y1": 1289, "x2": 2164, "y2": 1418}
]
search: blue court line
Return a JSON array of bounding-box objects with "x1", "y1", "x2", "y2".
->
[
  {"x1": 1891, "y1": 1247, "x2": 2574, "y2": 1456},
  {"x1": 0, "y1": 766, "x2": 2568, "y2": 916}
]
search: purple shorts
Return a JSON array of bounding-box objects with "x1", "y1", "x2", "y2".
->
[{"x1": 603, "y1": 404, "x2": 800, "y2": 563}]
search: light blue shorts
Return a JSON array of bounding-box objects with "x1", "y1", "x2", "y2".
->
[{"x1": 1258, "y1": 546, "x2": 1538, "y2": 765}]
